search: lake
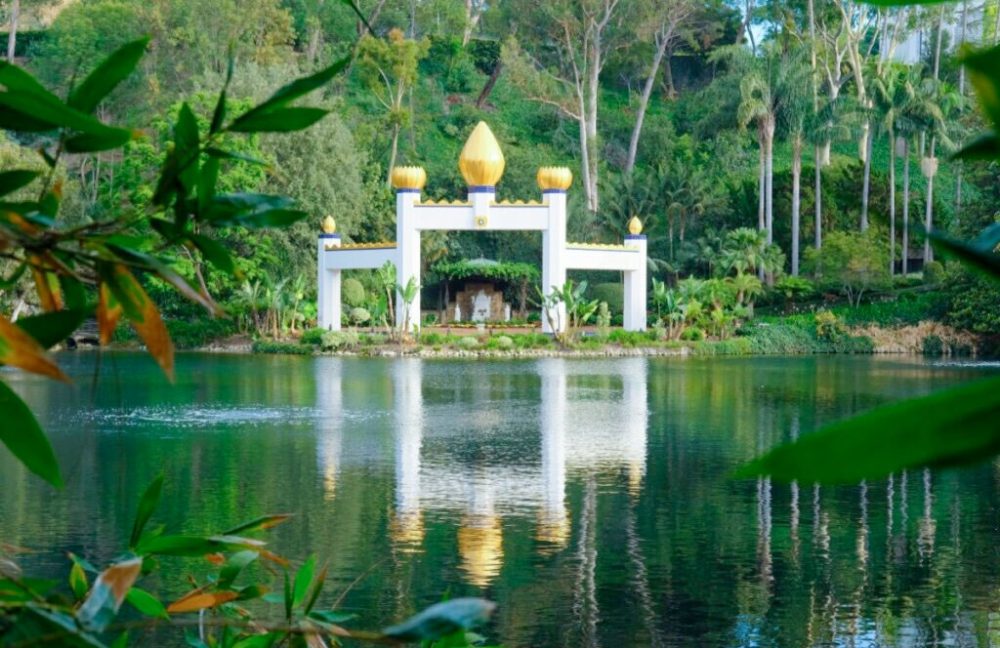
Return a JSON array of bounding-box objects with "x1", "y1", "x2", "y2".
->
[{"x1": 2, "y1": 353, "x2": 999, "y2": 646}]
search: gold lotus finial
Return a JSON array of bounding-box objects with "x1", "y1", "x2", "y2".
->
[
  {"x1": 321, "y1": 215, "x2": 336, "y2": 234},
  {"x1": 628, "y1": 216, "x2": 643, "y2": 235},
  {"x1": 536, "y1": 166, "x2": 573, "y2": 191},
  {"x1": 391, "y1": 166, "x2": 427, "y2": 190},
  {"x1": 459, "y1": 122, "x2": 505, "y2": 187}
]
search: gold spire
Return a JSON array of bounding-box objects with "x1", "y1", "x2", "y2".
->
[
  {"x1": 459, "y1": 122, "x2": 505, "y2": 186},
  {"x1": 391, "y1": 166, "x2": 427, "y2": 191},
  {"x1": 628, "y1": 216, "x2": 644, "y2": 235},
  {"x1": 457, "y1": 514, "x2": 503, "y2": 587},
  {"x1": 320, "y1": 215, "x2": 337, "y2": 234},
  {"x1": 536, "y1": 166, "x2": 573, "y2": 191}
]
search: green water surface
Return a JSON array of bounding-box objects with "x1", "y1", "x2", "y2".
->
[{"x1": 2, "y1": 353, "x2": 999, "y2": 647}]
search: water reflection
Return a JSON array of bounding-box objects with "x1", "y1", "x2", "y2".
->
[{"x1": 3, "y1": 354, "x2": 1000, "y2": 647}]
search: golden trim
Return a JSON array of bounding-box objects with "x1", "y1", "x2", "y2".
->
[
  {"x1": 566, "y1": 242, "x2": 637, "y2": 251},
  {"x1": 459, "y1": 122, "x2": 505, "y2": 186},
  {"x1": 327, "y1": 242, "x2": 398, "y2": 251},
  {"x1": 418, "y1": 199, "x2": 472, "y2": 206},
  {"x1": 492, "y1": 199, "x2": 544, "y2": 206}
]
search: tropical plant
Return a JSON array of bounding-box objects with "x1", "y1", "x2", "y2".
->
[
  {"x1": 0, "y1": 39, "x2": 349, "y2": 487},
  {"x1": 0, "y1": 475, "x2": 495, "y2": 646},
  {"x1": 805, "y1": 230, "x2": 891, "y2": 306}
]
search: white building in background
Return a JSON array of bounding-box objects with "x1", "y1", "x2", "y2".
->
[
  {"x1": 893, "y1": 2, "x2": 990, "y2": 65},
  {"x1": 315, "y1": 121, "x2": 649, "y2": 334}
]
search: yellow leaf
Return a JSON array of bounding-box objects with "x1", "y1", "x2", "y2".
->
[
  {"x1": 31, "y1": 268, "x2": 62, "y2": 313},
  {"x1": 97, "y1": 283, "x2": 123, "y2": 346},
  {"x1": 108, "y1": 265, "x2": 174, "y2": 380},
  {"x1": 166, "y1": 590, "x2": 238, "y2": 614},
  {"x1": 98, "y1": 558, "x2": 142, "y2": 607},
  {"x1": 0, "y1": 317, "x2": 68, "y2": 381}
]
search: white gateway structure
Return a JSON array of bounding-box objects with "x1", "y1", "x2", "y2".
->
[{"x1": 317, "y1": 122, "x2": 648, "y2": 334}]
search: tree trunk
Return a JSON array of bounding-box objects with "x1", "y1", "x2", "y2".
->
[
  {"x1": 764, "y1": 117, "x2": 774, "y2": 245},
  {"x1": 585, "y1": 42, "x2": 601, "y2": 212},
  {"x1": 924, "y1": 138, "x2": 936, "y2": 264},
  {"x1": 757, "y1": 142, "x2": 765, "y2": 232},
  {"x1": 7, "y1": 0, "x2": 19, "y2": 61},
  {"x1": 664, "y1": 50, "x2": 676, "y2": 97},
  {"x1": 889, "y1": 131, "x2": 896, "y2": 275},
  {"x1": 860, "y1": 127, "x2": 873, "y2": 231},
  {"x1": 625, "y1": 34, "x2": 669, "y2": 174},
  {"x1": 902, "y1": 137, "x2": 910, "y2": 275},
  {"x1": 387, "y1": 124, "x2": 400, "y2": 186},
  {"x1": 578, "y1": 110, "x2": 596, "y2": 212},
  {"x1": 791, "y1": 133, "x2": 802, "y2": 276},
  {"x1": 814, "y1": 146, "x2": 822, "y2": 249},
  {"x1": 475, "y1": 62, "x2": 502, "y2": 109}
]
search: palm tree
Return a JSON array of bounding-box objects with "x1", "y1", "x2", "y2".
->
[
  {"x1": 872, "y1": 65, "x2": 908, "y2": 274},
  {"x1": 893, "y1": 70, "x2": 942, "y2": 274},
  {"x1": 921, "y1": 79, "x2": 959, "y2": 264},
  {"x1": 778, "y1": 50, "x2": 815, "y2": 276}
]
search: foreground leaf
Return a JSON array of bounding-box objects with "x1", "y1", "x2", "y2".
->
[
  {"x1": 129, "y1": 473, "x2": 165, "y2": 548},
  {"x1": 734, "y1": 375, "x2": 1000, "y2": 484},
  {"x1": 0, "y1": 380, "x2": 62, "y2": 487},
  {"x1": 97, "y1": 282, "x2": 124, "y2": 345},
  {"x1": 16, "y1": 309, "x2": 88, "y2": 349},
  {"x1": 381, "y1": 598, "x2": 497, "y2": 642},
  {"x1": 68, "y1": 37, "x2": 150, "y2": 114},
  {"x1": 167, "y1": 590, "x2": 238, "y2": 614},
  {"x1": 100, "y1": 264, "x2": 174, "y2": 380},
  {"x1": 126, "y1": 587, "x2": 169, "y2": 619},
  {"x1": 77, "y1": 557, "x2": 143, "y2": 632},
  {"x1": 0, "y1": 317, "x2": 68, "y2": 381}
]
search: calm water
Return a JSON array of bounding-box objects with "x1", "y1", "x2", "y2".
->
[{"x1": 2, "y1": 353, "x2": 1000, "y2": 647}]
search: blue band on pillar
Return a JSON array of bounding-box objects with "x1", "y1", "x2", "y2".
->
[
  {"x1": 319, "y1": 233, "x2": 341, "y2": 240},
  {"x1": 395, "y1": 188, "x2": 421, "y2": 194},
  {"x1": 467, "y1": 186, "x2": 496, "y2": 193},
  {"x1": 542, "y1": 189, "x2": 567, "y2": 195},
  {"x1": 625, "y1": 235, "x2": 647, "y2": 241}
]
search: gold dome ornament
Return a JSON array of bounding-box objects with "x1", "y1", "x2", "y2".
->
[
  {"x1": 628, "y1": 216, "x2": 644, "y2": 235},
  {"x1": 459, "y1": 122, "x2": 505, "y2": 187},
  {"x1": 320, "y1": 215, "x2": 337, "y2": 234},
  {"x1": 536, "y1": 166, "x2": 573, "y2": 191},
  {"x1": 391, "y1": 166, "x2": 427, "y2": 191}
]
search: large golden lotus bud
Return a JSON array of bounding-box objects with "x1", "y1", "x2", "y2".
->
[
  {"x1": 458, "y1": 122, "x2": 505, "y2": 187},
  {"x1": 391, "y1": 166, "x2": 427, "y2": 191},
  {"x1": 628, "y1": 216, "x2": 644, "y2": 235},
  {"x1": 320, "y1": 215, "x2": 336, "y2": 234},
  {"x1": 536, "y1": 166, "x2": 573, "y2": 191}
]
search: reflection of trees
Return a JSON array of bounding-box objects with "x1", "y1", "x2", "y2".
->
[{"x1": 5, "y1": 354, "x2": 1000, "y2": 645}]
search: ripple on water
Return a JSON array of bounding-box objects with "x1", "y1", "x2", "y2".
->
[{"x1": 75, "y1": 404, "x2": 321, "y2": 431}]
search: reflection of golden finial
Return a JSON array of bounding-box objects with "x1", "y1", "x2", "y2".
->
[
  {"x1": 391, "y1": 166, "x2": 427, "y2": 191},
  {"x1": 535, "y1": 509, "x2": 570, "y2": 555},
  {"x1": 457, "y1": 514, "x2": 503, "y2": 587},
  {"x1": 390, "y1": 511, "x2": 425, "y2": 551},
  {"x1": 321, "y1": 215, "x2": 337, "y2": 234},
  {"x1": 536, "y1": 166, "x2": 573, "y2": 191},
  {"x1": 628, "y1": 216, "x2": 643, "y2": 235},
  {"x1": 459, "y1": 122, "x2": 505, "y2": 186}
]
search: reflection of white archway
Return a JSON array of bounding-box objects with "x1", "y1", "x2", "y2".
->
[
  {"x1": 316, "y1": 122, "x2": 647, "y2": 334},
  {"x1": 313, "y1": 358, "x2": 650, "y2": 586}
]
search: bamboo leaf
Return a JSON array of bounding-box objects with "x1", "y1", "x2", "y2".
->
[
  {"x1": 68, "y1": 37, "x2": 150, "y2": 114},
  {"x1": 381, "y1": 598, "x2": 497, "y2": 642},
  {"x1": 0, "y1": 383, "x2": 62, "y2": 486},
  {"x1": 97, "y1": 282, "x2": 123, "y2": 346},
  {"x1": 227, "y1": 57, "x2": 346, "y2": 131},
  {"x1": 100, "y1": 264, "x2": 174, "y2": 380},
  {"x1": 221, "y1": 514, "x2": 292, "y2": 536},
  {"x1": 77, "y1": 557, "x2": 143, "y2": 632},
  {"x1": 126, "y1": 587, "x2": 169, "y2": 619},
  {"x1": 15, "y1": 309, "x2": 87, "y2": 349},
  {"x1": 0, "y1": 316, "x2": 69, "y2": 381},
  {"x1": 129, "y1": 474, "x2": 165, "y2": 548},
  {"x1": 69, "y1": 561, "x2": 89, "y2": 600},
  {"x1": 292, "y1": 555, "x2": 315, "y2": 609},
  {"x1": 734, "y1": 375, "x2": 1000, "y2": 484},
  {"x1": 227, "y1": 107, "x2": 328, "y2": 133},
  {"x1": 0, "y1": 170, "x2": 40, "y2": 196},
  {"x1": 167, "y1": 590, "x2": 238, "y2": 614}
]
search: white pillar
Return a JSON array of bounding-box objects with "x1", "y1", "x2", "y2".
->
[
  {"x1": 541, "y1": 189, "x2": 567, "y2": 334},
  {"x1": 317, "y1": 234, "x2": 341, "y2": 330},
  {"x1": 623, "y1": 235, "x2": 647, "y2": 331},
  {"x1": 395, "y1": 188, "x2": 421, "y2": 334}
]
